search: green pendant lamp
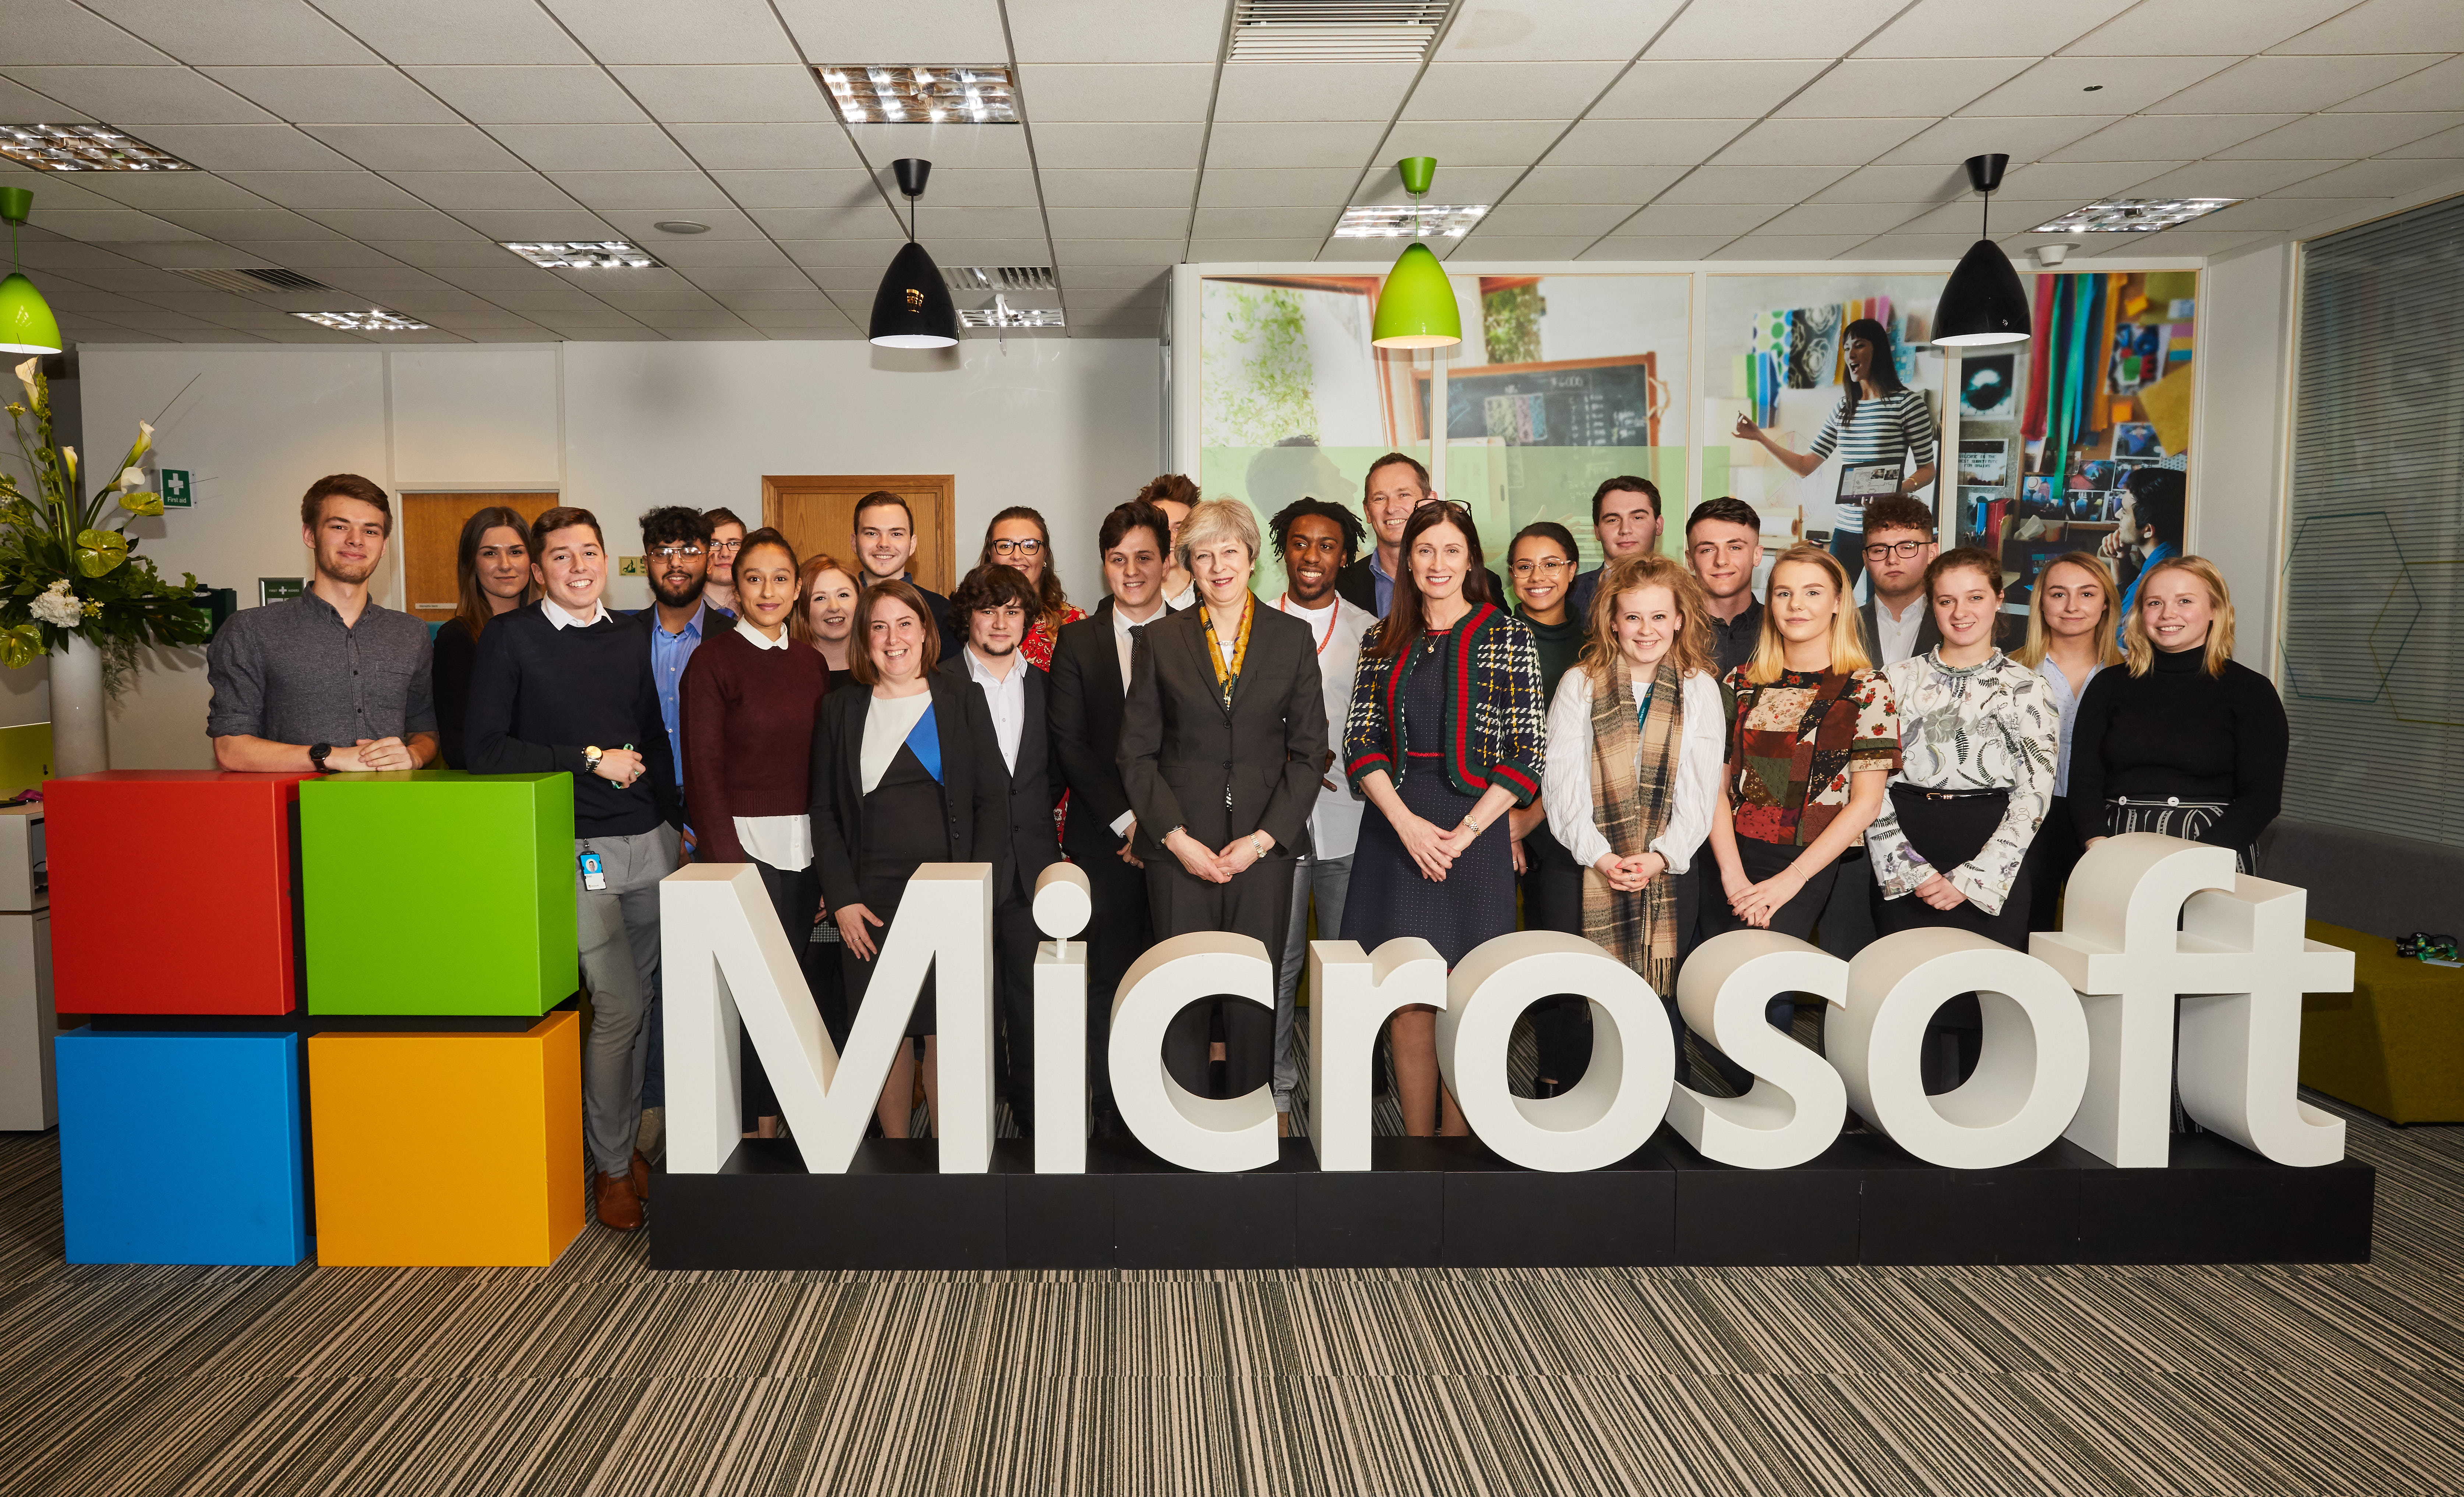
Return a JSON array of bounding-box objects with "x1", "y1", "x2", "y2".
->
[
  {"x1": 0, "y1": 188, "x2": 62, "y2": 357},
  {"x1": 1370, "y1": 157, "x2": 1461, "y2": 350}
]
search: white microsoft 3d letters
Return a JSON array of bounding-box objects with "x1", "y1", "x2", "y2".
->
[{"x1": 661, "y1": 832, "x2": 2352, "y2": 1176}]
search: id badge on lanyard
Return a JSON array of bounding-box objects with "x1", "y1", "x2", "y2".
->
[{"x1": 579, "y1": 847, "x2": 607, "y2": 892}]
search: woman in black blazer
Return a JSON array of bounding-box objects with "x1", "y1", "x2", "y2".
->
[
  {"x1": 811, "y1": 579, "x2": 1011, "y2": 1139},
  {"x1": 1118, "y1": 499, "x2": 1329, "y2": 1102}
]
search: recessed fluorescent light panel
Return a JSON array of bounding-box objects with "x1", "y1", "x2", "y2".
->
[
  {"x1": 293, "y1": 309, "x2": 428, "y2": 332},
  {"x1": 0, "y1": 124, "x2": 193, "y2": 172},
  {"x1": 959, "y1": 297, "x2": 1063, "y2": 329},
  {"x1": 503, "y1": 241, "x2": 662, "y2": 268},
  {"x1": 819, "y1": 66, "x2": 1019, "y2": 124},
  {"x1": 2030, "y1": 199, "x2": 2240, "y2": 234},
  {"x1": 1334, "y1": 204, "x2": 1488, "y2": 239}
]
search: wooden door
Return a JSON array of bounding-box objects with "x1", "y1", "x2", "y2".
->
[
  {"x1": 761, "y1": 475, "x2": 956, "y2": 594},
  {"x1": 400, "y1": 492, "x2": 561, "y2": 621}
]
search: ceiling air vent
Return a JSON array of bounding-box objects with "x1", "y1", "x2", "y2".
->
[
  {"x1": 170, "y1": 266, "x2": 343, "y2": 296},
  {"x1": 944, "y1": 265, "x2": 1055, "y2": 292},
  {"x1": 1228, "y1": 0, "x2": 1455, "y2": 63}
]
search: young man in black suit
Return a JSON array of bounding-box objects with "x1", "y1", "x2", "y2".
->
[
  {"x1": 942, "y1": 562, "x2": 1062, "y2": 1133},
  {"x1": 1855, "y1": 494, "x2": 1943, "y2": 667},
  {"x1": 1047, "y1": 499, "x2": 1174, "y2": 1129}
]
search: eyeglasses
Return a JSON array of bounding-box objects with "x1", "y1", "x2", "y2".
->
[
  {"x1": 1511, "y1": 557, "x2": 1573, "y2": 578},
  {"x1": 649, "y1": 544, "x2": 705, "y2": 560},
  {"x1": 1862, "y1": 539, "x2": 1928, "y2": 562},
  {"x1": 991, "y1": 537, "x2": 1044, "y2": 558},
  {"x1": 709, "y1": 538, "x2": 743, "y2": 555}
]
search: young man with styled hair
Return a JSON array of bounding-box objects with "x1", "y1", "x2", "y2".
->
[
  {"x1": 851, "y1": 490, "x2": 962, "y2": 659},
  {"x1": 1566, "y1": 476, "x2": 1664, "y2": 622},
  {"x1": 943, "y1": 561, "x2": 1061, "y2": 1131},
  {"x1": 1134, "y1": 473, "x2": 1200, "y2": 610},
  {"x1": 638, "y1": 505, "x2": 715, "y2": 799},
  {"x1": 467, "y1": 505, "x2": 678, "y2": 1232},
  {"x1": 1684, "y1": 495, "x2": 1766, "y2": 678},
  {"x1": 1047, "y1": 499, "x2": 1176, "y2": 1133},
  {"x1": 208, "y1": 473, "x2": 438, "y2": 773},
  {"x1": 700, "y1": 506, "x2": 746, "y2": 618},
  {"x1": 1856, "y1": 494, "x2": 1942, "y2": 667}
]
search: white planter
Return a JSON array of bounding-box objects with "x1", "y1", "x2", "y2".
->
[{"x1": 49, "y1": 634, "x2": 107, "y2": 777}]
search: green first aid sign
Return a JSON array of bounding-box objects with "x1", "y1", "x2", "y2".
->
[{"x1": 159, "y1": 469, "x2": 192, "y2": 508}]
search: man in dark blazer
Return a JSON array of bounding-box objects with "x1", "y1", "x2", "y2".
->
[
  {"x1": 1333, "y1": 452, "x2": 1506, "y2": 616},
  {"x1": 1853, "y1": 494, "x2": 1943, "y2": 668},
  {"x1": 1117, "y1": 500, "x2": 1328, "y2": 1100},
  {"x1": 942, "y1": 563, "x2": 1062, "y2": 1131},
  {"x1": 1048, "y1": 500, "x2": 1176, "y2": 1130}
]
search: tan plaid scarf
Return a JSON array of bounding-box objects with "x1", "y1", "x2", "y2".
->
[{"x1": 1581, "y1": 660, "x2": 1685, "y2": 994}]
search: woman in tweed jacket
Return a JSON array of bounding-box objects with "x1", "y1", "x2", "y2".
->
[{"x1": 1340, "y1": 502, "x2": 1545, "y2": 1136}]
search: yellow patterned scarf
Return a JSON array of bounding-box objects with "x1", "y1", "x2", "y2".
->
[{"x1": 1199, "y1": 593, "x2": 1253, "y2": 713}]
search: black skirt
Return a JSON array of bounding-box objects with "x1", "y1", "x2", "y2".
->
[
  {"x1": 843, "y1": 742, "x2": 945, "y2": 1037},
  {"x1": 1870, "y1": 785, "x2": 2029, "y2": 949}
]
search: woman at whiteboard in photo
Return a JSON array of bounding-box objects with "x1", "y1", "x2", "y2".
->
[{"x1": 1730, "y1": 317, "x2": 1938, "y2": 592}]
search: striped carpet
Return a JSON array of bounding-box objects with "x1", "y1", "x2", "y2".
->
[{"x1": 6, "y1": 1089, "x2": 2463, "y2": 1494}]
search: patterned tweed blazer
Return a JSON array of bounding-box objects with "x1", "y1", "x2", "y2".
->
[{"x1": 1343, "y1": 601, "x2": 1547, "y2": 808}]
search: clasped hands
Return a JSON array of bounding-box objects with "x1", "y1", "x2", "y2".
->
[
  {"x1": 1591, "y1": 850, "x2": 1667, "y2": 893},
  {"x1": 1398, "y1": 813, "x2": 1487, "y2": 882},
  {"x1": 1166, "y1": 826, "x2": 1272, "y2": 884},
  {"x1": 332, "y1": 736, "x2": 416, "y2": 772},
  {"x1": 590, "y1": 747, "x2": 647, "y2": 788}
]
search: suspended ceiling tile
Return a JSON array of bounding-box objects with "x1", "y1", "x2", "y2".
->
[
  {"x1": 1046, "y1": 206, "x2": 1186, "y2": 240},
  {"x1": 1880, "y1": 115, "x2": 2117, "y2": 167},
  {"x1": 1444, "y1": 234, "x2": 1600, "y2": 261},
  {"x1": 382, "y1": 171, "x2": 584, "y2": 212},
  {"x1": 675, "y1": 265, "x2": 819, "y2": 293},
  {"x1": 1893, "y1": 197, "x2": 2089, "y2": 235},
  {"x1": 608, "y1": 66, "x2": 838, "y2": 124},
  {"x1": 710, "y1": 290, "x2": 841, "y2": 311},
  {"x1": 1051, "y1": 236, "x2": 1186, "y2": 264},
  {"x1": 1212, "y1": 64, "x2": 1418, "y2": 123},
  {"x1": 84, "y1": 0, "x2": 378, "y2": 65},
  {"x1": 775, "y1": 236, "x2": 909, "y2": 268},
  {"x1": 1712, "y1": 117, "x2": 1935, "y2": 167},
  {"x1": 770, "y1": 0, "x2": 1010, "y2": 59},
  {"x1": 1503, "y1": 165, "x2": 1686, "y2": 205},
  {"x1": 2327, "y1": 55, "x2": 2464, "y2": 112},
  {"x1": 404, "y1": 66, "x2": 648, "y2": 126},
  {"x1": 597, "y1": 208, "x2": 773, "y2": 241},
  {"x1": 311, "y1": 266, "x2": 457, "y2": 294},
  {"x1": 1657, "y1": 165, "x2": 1852, "y2": 204},
  {"x1": 1708, "y1": 233, "x2": 1874, "y2": 259},
  {"x1": 309, "y1": 0, "x2": 592, "y2": 65},
  {"x1": 0, "y1": 75, "x2": 91, "y2": 120},
  {"x1": 547, "y1": 171, "x2": 736, "y2": 212},
  {"x1": 1205, "y1": 121, "x2": 1387, "y2": 170},
  {"x1": 424, "y1": 261, "x2": 569, "y2": 291},
  {"x1": 1190, "y1": 206, "x2": 1326, "y2": 237},
  {"x1": 1402, "y1": 62, "x2": 1626, "y2": 121},
  {"x1": 1616, "y1": 202, "x2": 1786, "y2": 235},
  {"x1": 537, "y1": 0, "x2": 800, "y2": 64},
  {"x1": 2267, "y1": 0, "x2": 2464, "y2": 54},
  {"x1": 457, "y1": 209, "x2": 632, "y2": 239},
  {"x1": 1590, "y1": 59, "x2": 1830, "y2": 120},
  {"x1": 1541, "y1": 118, "x2": 1751, "y2": 168},
  {"x1": 0, "y1": 179, "x2": 126, "y2": 214},
  {"x1": 2216, "y1": 111, "x2": 2464, "y2": 158},
  {"x1": 841, "y1": 123, "x2": 1030, "y2": 171},
  {"x1": 1436, "y1": 0, "x2": 1685, "y2": 61},
  {"x1": 302, "y1": 206, "x2": 491, "y2": 237},
  {"x1": 1845, "y1": 232, "x2": 1979, "y2": 257},
  {"x1": 1649, "y1": 0, "x2": 1905, "y2": 60},
  {"x1": 2065, "y1": 0, "x2": 2352, "y2": 55},
  {"x1": 5, "y1": 0, "x2": 174, "y2": 65},
  {"x1": 1036, "y1": 169, "x2": 1197, "y2": 208},
  {"x1": 66, "y1": 172, "x2": 275, "y2": 211},
  {"x1": 1196, "y1": 167, "x2": 1361, "y2": 207},
  {"x1": 367, "y1": 238, "x2": 529, "y2": 268},
  {"x1": 114, "y1": 240, "x2": 282, "y2": 268},
  {"x1": 706, "y1": 169, "x2": 878, "y2": 209},
  {"x1": 483, "y1": 286, "x2": 619, "y2": 310},
  {"x1": 1015, "y1": 63, "x2": 1215, "y2": 123},
  {"x1": 1376, "y1": 120, "x2": 1575, "y2": 168},
  {"x1": 1755, "y1": 200, "x2": 1934, "y2": 235},
  {"x1": 490, "y1": 125, "x2": 699, "y2": 173},
  {"x1": 2151, "y1": 54, "x2": 2448, "y2": 115},
  {"x1": 2384, "y1": 121, "x2": 2464, "y2": 157},
  {"x1": 199, "y1": 66, "x2": 458, "y2": 124},
  {"x1": 2046, "y1": 114, "x2": 2300, "y2": 162},
  {"x1": 1062, "y1": 289, "x2": 1164, "y2": 311},
  {"x1": 1029, "y1": 122, "x2": 1206, "y2": 170},
  {"x1": 1780, "y1": 59, "x2": 2031, "y2": 119},
  {"x1": 2123, "y1": 159, "x2": 2337, "y2": 197},
  {"x1": 875, "y1": 166, "x2": 1039, "y2": 206},
  {"x1": 152, "y1": 208, "x2": 344, "y2": 240},
  {"x1": 231, "y1": 239, "x2": 418, "y2": 268},
  {"x1": 1812, "y1": 162, "x2": 1972, "y2": 202},
  {"x1": 743, "y1": 204, "x2": 907, "y2": 239},
  {"x1": 303, "y1": 124, "x2": 531, "y2": 171},
  {"x1": 1965, "y1": 56, "x2": 2241, "y2": 117},
  {"x1": 2073, "y1": 227, "x2": 2276, "y2": 256},
  {"x1": 1350, "y1": 163, "x2": 1521, "y2": 204},
  {"x1": 2257, "y1": 155, "x2": 2464, "y2": 198},
  {"x1": 1860, "y1": 0, "x2": 2134, "y2": 57},
  {"x1": 728, "y1": 307, "x2": 854, "y2": 328},
  {"x1": 133, "y1": 124, "x2": 357, "y2": 171},
  {"x1": 1468, "y1": 204, "x2": 1635, "y2": 237},
  {"x1": 1580, "y1": 234, "x2": 1738, "y2": 259},
  {"x1": 1998, "y1": 159, "x2": 2194, "y2": 199},
  {"x1": 2193, "y1": 195, "x2": 2382, "y2": 231},
  {"x1": 1312, "y1": 239, "x2": 1401, "y2": 260},
  {"x1": 1007, "y1": 0, "x2": 1229, "y2": 63},
  {"x1": 2, "y1": 66, "x2": 277, "y2": 124},
  {"x1": 548, "y1": 326, "x2": 666, "y2": 339},
  {"x1": 1060, "y1": 264, "x2": 1170, "y2": 289},
  {"x1": 668, "y1": 123, "x2": 866, "y2": 171},
  {"x1": 24, "y1": 208, "x2": 205, "y2": 241}
]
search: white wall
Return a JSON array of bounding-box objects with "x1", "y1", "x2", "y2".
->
[
  {"x1": 74, "y1": 337, "x2": 1162, "y2": 769},
  {"x1": 2189, "y1": 241, "x2": 2295, "y2": 672}
]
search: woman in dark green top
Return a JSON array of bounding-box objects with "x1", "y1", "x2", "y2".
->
[{"x1": 1505, "y1": 520, "x2": 1591, "y2": 1095}]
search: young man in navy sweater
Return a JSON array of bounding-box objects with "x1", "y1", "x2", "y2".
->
[{"x1": 467, "y1": 505, "x2": 679, "y2": 1232}]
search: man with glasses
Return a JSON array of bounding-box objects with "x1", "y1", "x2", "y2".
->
[
  {"x1": 1566, "y1": 476, "x2": 1664, "y2": 622},
  {"x1": 700, "y1": 507, "x2": 746, "y2": 617},
  {"x1": 1684, "y1": 496, "x2": 1766, "y2": 676},
  {"x1": 638, "y1": 507, "x2": 717, "y2": 800},
  {"x1": 1853, "y1": 495, "x2": 1941, "y2": 666}
]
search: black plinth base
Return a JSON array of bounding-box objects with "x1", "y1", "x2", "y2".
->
[{"x1": 649, "y1": 1130, "x2": 2375, "y2": 1271}]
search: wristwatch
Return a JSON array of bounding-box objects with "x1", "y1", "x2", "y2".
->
[
  {"x1": 582, "y1": 745, "x2": 604, "y2": 775},
  {"x1": 308, "y1": 742, "x2": 332, "y2": 772}
]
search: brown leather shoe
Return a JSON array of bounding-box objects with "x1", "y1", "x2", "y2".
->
[
  {"x1": 630, "y1": 1149, "x2": 652, "y2": 1202},
  {"x1": 595, "y1": 1172, "x2": 643, "y2": 1231}
]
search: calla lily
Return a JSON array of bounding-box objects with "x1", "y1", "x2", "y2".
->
[
  {"x1": 74, "y1": 528, "x2": 127, "y2": 577},
  {"x1": 11, "y1": 357, "x2": 36, "y2": 409},
  {"x1": 0, "y1": 625, "x2": 40, "y2": 671},
  {"x1": 118, "y1": 490, "x2": 164, "y2": 517},
  {"x1": 59, "y1": 445, "x2": 74, "y2": 487},
  {"x1": 130, "y1": 421, "x2": 153, "y2": 462},
  {"x1": 116, "y1": 467, "x2": 145, "y2": 490}
]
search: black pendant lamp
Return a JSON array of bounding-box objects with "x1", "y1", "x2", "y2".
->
[
  {"x1": 1934, "y1": 153, "x2": 2032, "y2": 347},
  {"x1": 868, "y1": 157, "x2": 959, "y2": 349}
]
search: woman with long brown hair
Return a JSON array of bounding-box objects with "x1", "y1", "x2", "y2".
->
[
  {"x1": 433, "y1": 504, "x2": 534, "y2": 768},
  {"x1": 1341, "y1": 502, "x2": 1545, "y2": 1135},
  {"x1": 979, "y1": 505, "x2": 1085, "y2": 670},
  {"x1": 2015, "y1": 552, "x2": 2125, "y2": 929},
  {"x1": 791, "y1": 551, "x2": 866, "y2": 695}
]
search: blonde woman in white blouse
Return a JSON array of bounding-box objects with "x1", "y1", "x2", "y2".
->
[
  {"x1": 1863, "y1": 546, "x2": 2058, "y2": 1091},
  {"x1": 1541, "y1": 553, "x2": 1726, "y2": 1071}
]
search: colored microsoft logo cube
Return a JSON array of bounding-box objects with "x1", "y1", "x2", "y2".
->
[{"x1": 301, "y1": 771, "x2": 575, "y2": 1016}]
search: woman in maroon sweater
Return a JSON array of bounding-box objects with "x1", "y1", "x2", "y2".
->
[{"x1": 681, "y1": 527, "x2": 829, "y2": 1136}]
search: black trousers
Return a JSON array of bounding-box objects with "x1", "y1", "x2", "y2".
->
[
  {"x1": 1869, "y1": 787, "x2": 2030, "y2": 1094},
  {"x1": 1699, "y1": 835, "x2": 1843, "y2": 1090},
  {"x1": 1075, "y1": 841, "x2": 1152, "y2": 1130},
  {"x1": 1146, "y1": 851, "x2": 1294, "y2": 1100},
  {"x1": 745, "y1": 858, "x2": 820, "y2": 1129},
  {"x1": 2026, "y1": 793, "x2": 2085, "y2": 933},
  {"x1": 1520, "y1": 825, "x2": 1590, "y2": 1090},
  {"x1": 993, "y1": 891, "x2": 1040, "y2": 1133}
]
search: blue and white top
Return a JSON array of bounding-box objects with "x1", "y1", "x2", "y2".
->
[
  {"x1": 1810, "y1": 386, "x2": 1938, "y2": 533},
  {"x1": 2034, "y1": 655, "x2": 2106, "y2": 799}
]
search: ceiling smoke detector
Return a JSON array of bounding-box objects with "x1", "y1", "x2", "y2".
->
[
  {"x1": 294, "y1": 308, "x2": 427, "y2": 332},
  {"x1": 1228, "y1": 0, "x2": 1456, "y2": 63},
  {"x1": 653, "y1": 220, "x2": 710, "y2": 235},
  {"x1": 819, "y1": 66, "x2": 1018, "y2": 124},
  {"x1": 0, "y1": 123, "x2": 194, "y2": 172},
  {"x1": 2031, "y1": 199, "x2": 2239, "y2": 234}
]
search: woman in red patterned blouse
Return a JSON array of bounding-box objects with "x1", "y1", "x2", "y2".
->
[{"x1": 980, "y1": 505, "x2": 1086, "y2": 670}]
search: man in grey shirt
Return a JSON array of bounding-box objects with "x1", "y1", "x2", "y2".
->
[{"x1": 207, "y1": 474, "x2": 438, "y2": 773}]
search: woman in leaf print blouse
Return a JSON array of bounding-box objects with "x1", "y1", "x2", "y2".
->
[
  {"x1": 1863, "y1": 547, "x2": 2058, "y2": 1091},
  {"x1": 1705, "y1": 543, "x2": 1899, "y2": 946}
]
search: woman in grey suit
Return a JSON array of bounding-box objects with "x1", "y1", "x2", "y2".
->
[{"x1": 1118, "y1": 498, "x2": 1329, "y2": 1101}]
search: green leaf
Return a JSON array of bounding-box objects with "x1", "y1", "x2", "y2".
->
[
  {"x1": 73, "y1": 529, "x2": 128, "y2": 578},
  {"x1": 0, "y1": 625, "x2": 40, "y2": 671},
  {"x1": 117, "y1": 490, "x2": 164, "y2": 518}
]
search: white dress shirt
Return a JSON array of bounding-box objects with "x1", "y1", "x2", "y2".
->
[
  {"x1": 1541, "y1": 667, "x2": 1726, "y2": 875},
  {"x1": 541, "y1": 596, "x2": 611, "y2": 629},
  {"x1": 729, "y1": 619, "x2": 813, "y2": 871},
  {"x1": 964, "y1": 644, "x2": 1027, "y2": 773},
  {"x1": 1872, "y1": 595, "x2": 1927, "y2": 665},
  {"x1": 859, "y1": 690, "x2": 934, "y2": 796},
  {"x1": 1108, "y1": 600, "x2": 1166, "y2": 839},
  {"x1": 1275, "y1": 592, "x2": 1372, "y2": 861}
]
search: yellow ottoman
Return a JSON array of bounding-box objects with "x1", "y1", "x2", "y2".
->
[{"x1": 2299, "y1": 920, "x2": 2464, "y2": 1124}]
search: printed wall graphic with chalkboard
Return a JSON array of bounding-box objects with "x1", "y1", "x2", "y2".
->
[{"x1": 1199, "y1": 272, "x2": 1691, "y2": 576}]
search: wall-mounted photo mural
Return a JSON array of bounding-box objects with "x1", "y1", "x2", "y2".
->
[{"x1": 1199, "y1": 273, "x2": 1691, "y2": 572}]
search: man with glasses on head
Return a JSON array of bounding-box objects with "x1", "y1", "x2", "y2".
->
[
  {"x1": 700, "y1": 507, "x2": 746, "y2": 618},
  {"x1": 1684, "y1": 496, "x2": 1766, "y2": 676},
  {"x1": 1566, "y1": 476, "x2": 1665, "y2": 623},
  {"x1": 1853, "y1": 495, "x2": 1942, "y2": 666}
]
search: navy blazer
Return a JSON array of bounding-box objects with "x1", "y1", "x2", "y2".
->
[
  {"x1": 808, "y1": 671, "x2": 1013, "y2": 917},
  {"x1": 939, "y1": 653, "x2": 1063, "y2": 900}
]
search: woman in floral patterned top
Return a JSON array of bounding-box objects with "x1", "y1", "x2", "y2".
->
[
  {"x1": 980, "y1": 505, "x2": 1086, "y2": 670},
  {"x1": 1706, "y1": 544, "x2": 1899, "y2": 943}
]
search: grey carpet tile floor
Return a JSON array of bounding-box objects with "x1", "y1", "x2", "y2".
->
[{"x1": 3, "y1": 1091, "x2": 2460, "y2": 1496}]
